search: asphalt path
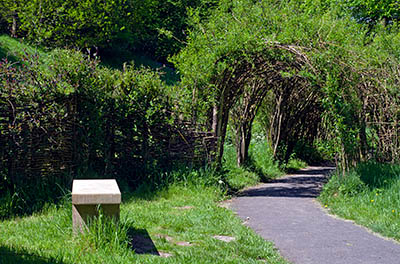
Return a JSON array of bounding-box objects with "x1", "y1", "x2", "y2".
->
[{"x1": 232, "y1": 166, "x2": 400, "y2": 264}]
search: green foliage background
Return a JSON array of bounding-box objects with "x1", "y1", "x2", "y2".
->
[
  {"x1": 173, "y1": 0, "x2": 400, "y2": 166},
  {"x1": 0, "y1": 0, "x2": 218, "y2": 61}
]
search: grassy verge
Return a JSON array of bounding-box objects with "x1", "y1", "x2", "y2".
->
[
  {"x1": 319, "y1": 162, "x2": 400, "y2": 241},
  {"x1": 0, "y1": 34, "x2": 178, "y2": 85},
  {"x1": 0, "y1": 35, "x2": 48, "y2": 62},
  {"x1": 222, "y1": 141, "x2": 283, "y2": 192},
  {"x1": 0, "y1": 182, "x2": 288, "y2": 264}
]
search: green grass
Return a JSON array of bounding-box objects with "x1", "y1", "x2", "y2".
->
[
  {"x1": 0, "y1": 35, "x2": 47, "y2": 62},
  {"x1": 0, "y1": 183, "x2": 289, "y2": 264},
  {"x1": 0, "y1": 34, "x2": 179, "y2": 85},
  {"x1": 284, "y1": 158, "x2": 308, "y2": 173},
  {"x1": 319, "y1": 162, "x2": 400, "y2": 241},
  {"x1": 222, "y1": 141, "x2": 283, "y2": 192}
]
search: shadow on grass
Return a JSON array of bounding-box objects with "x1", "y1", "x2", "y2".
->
[
  {"x1": 121, "y1": 184, "x2": 163, "y2": 204},
  {"x1": 356, "y1": 162, "x2": 400, "y2": 189},
  {"x1": 0, "y1": 46, "x2": 19, "y2": 62},
  {"x1": 100, "y1": 49, "x2": 179, "y2": 85},
  {"x1": 0, "y1": 245, "x2": 64, "y2": 264},
  {"x1": 128, "y1": 228, "x2": 159, "y2": 255},
  {"x1": 0, "y1": 179, "x2": 70, "y2": 221}
]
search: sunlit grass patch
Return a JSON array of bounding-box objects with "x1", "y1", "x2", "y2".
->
[
  {"x1": 0, "y1": 35, "x2": 47, "y2": 62},
  {"x1": 223, "y1": 141, "x2": 283, "y2": 192},
  {"x1": 0, "y1": 184, "x2": 288, "y2": 264},
  {"x1": 319, "y1": 162, "x2": 400, "y2": 241}
]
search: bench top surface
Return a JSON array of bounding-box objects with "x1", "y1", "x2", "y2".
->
[{"x1": 72, "y1": 179, "x2": 121, "y2": 204}]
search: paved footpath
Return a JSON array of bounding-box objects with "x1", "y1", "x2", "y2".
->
[{"x1": 232, "y1": 166, "x2": 400, "y2": 264}]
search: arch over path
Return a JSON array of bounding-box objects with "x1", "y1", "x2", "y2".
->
[
  {"x1": 175, "y1": 0, "x2": 400, "y2": 167},
  {"x1": 212, "y1": 44, "x2": 322, "y2": 166}
]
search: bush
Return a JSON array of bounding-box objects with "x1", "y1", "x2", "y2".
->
[
  {"x1": 321, "y1": 162, "x2": 400, "y2": 200},
  {"x1": 321, "y1": 171, "x2": 367, "y2": 198},
  {"x1": 0, "y1": 48, "x2": 173, "y2": 217}
]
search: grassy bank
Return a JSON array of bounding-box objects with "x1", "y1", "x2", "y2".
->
[
  {"x1": 223, "y1": 140, "x2": 307, "y2": 192},
  {"x1": 222, "y1": 141, "x2": 283, "y2": 192},
  {"x1": 319, "y1": 162, "x2": 400, "y2": 241},
  {"x1": 0, "y1": 139, "x2": 291, "y2": 263},
  {"x1": 0, "y1": 182, "x2": 288, "y2": 264}
]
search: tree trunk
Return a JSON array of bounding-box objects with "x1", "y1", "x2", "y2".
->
[
  {"x1": 216, "y1": 106, "x2": 229, "y2": 165},
  {"x1": 236, "y1": 121, "x2": 253, "y2": 167},
  {"x1": 11, "y1": 15, "x2": 17, "y2": 38},
  {"x1": 272, "y1": 94, "x2": 283, "y2": 158},
  {"x1": 284, "y1": 140, "x2": 295, "y2": 164},
  {"x1": 235, "y1": 127, "x2": 244, "y2": 166},
  {"x1": 214, "y1": 88, "x2": 231, "y2": 166},
  {"x1": 212, "y1": 105, "x2": 218, "y2": 135}
]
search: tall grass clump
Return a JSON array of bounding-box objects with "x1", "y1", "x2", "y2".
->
[
  {"x1": 320, "y1": 162, "x2": 400, "y2": 240},
  {"x1": 151, "y1": 164, "x2": 225, "y2": 191},
  {"x1": 77, "y1": 213, "x2": 131, "y2": 256},
  {"x1": 249, "y1": 141, "x2": 283, "y2": 178}
]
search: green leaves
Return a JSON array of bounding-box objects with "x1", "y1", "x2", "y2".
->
[
  {"x1": 173, "y1": 0, "x2": 400, "y2": 167},
  {"x1": 6, "y1": 0, "x2": 129, "y2": 48}
]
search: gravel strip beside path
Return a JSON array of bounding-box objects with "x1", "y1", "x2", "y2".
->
[{"x1": 232, "y1": 166, "x2": 400, "y2": 264}]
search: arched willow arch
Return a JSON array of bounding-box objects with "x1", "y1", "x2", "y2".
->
[
  {"x1": 211, "y1": 43, "x2": 323, "y2": 166},
  {"x1": 174, "y1": 0, "x2": 400, "y2": 169},
  {"x1": 204, "y1": 44, "x2": 400, "y2": 168}
]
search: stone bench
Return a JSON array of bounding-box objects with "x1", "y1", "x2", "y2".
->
[{"x1": 72, "y1": 179, "x2": 121, "y2": 233}]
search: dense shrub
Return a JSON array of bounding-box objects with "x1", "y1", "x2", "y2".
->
[
  {"x1": 355, "y1": 162, "x2": 400, "y2": 188},
  {"x1": 0, "y1": 49, "x2": 174, "y2": 218},
  {"x1": 0, "y1": 0, "x2": 130, "y2": 48},
  {"x1": 321, "y1": 171, "x2": 367, "y2": 197}
]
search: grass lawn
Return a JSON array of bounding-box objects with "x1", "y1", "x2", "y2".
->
[
  {"x1": 0, "y1": 184, "x2": 289, "y2": 264},
  {"x1": 0, "y1": 35, "x2": 48, "y2": 63},
  {"x1": 319, "y1": 162, "x2": 400, "y2": 241}
]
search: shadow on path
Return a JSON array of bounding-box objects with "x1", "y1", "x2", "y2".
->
[{"x1": 239, "y1": 166, "x2": 335, "y2": 198}]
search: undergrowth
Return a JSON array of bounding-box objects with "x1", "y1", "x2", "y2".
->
[
  {"x1": 222, "y1": 141, "x2": 283, "y2": 192},
  {"x1": 319, "y1": 162, "x2": 400, "y2": 241}
]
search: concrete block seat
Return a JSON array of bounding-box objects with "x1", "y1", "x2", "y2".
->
[{"x1": 72, "y1": 179, "x2": 121, "y2": 232}]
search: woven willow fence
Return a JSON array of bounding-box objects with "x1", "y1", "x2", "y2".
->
[{"x1": 0, "y1": 95, "x2": 217, "y2": 190}]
